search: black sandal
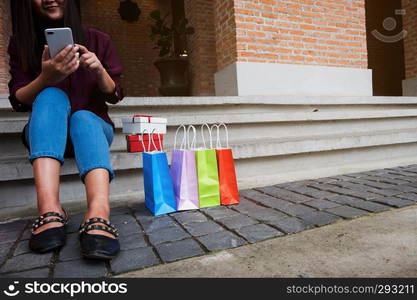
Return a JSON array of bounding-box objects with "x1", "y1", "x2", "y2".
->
[
  {"x1": 78, "y1": 217, "x2": 120, "y2": 260},
  {"x1": 29, "y1": 209, "x2": 69, "y2": 253}
]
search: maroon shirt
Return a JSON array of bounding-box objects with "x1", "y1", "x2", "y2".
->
[{"x1": 8, "y1": 27, "x2": 124, "y2": 127}]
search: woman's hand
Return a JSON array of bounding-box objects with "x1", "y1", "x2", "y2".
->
[
  {"x1": 78, "y1": 44, "x2": 105, "y2": 75},
  {"x1": 40, "y1": 45, "x2": 80, "y2": 86},
  {"x1": 77, "y1": 44, "x2": 116, "y2": 95}
]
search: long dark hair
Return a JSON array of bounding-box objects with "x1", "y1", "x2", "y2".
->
[{"x1": 11, "y1": 0, "x2": 85, "y2": 74}]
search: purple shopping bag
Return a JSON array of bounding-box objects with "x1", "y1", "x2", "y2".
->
[{"x1": 170, "y1": 125, "x2": 199, "y2": 210}]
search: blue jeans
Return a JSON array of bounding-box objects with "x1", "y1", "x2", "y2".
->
[{"x1": 24, "y1": 87, "x2": 115, "y2": 182}]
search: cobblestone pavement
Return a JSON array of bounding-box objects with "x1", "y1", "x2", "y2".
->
[{"x1": 1, "y1": 165, "x2": 417, "y2": 278}]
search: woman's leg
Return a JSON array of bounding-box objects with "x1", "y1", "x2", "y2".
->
[
  {"x1": 26, "y1": 87, "x2": 71, "y2": 233},
  {"x1": 69, "y1": 110, "x2": 115, "y2": 238}
]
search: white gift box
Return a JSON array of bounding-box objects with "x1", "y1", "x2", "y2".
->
[{"x1": 122, "y1": 115, "x2": 167, "y2": 134}]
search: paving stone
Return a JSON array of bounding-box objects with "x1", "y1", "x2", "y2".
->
[
  {"x1": 377, "y1": 177, "x2": 412, "y2": 185},
  {"x1": 111, "y1": 214, "x2": 137, "y2": 225},
  {"x1": 283, "y1": 185, "x2": 336, "y2": 199},
  {"x1": 268, "y1": 217, "x2": 313, "y2": 234},
  {"x1": 0, "y1": 230, "x2": 21, "y2": 245},
  {"x1": 1, "y1": 252, "x2": 52, "y2": 273},
  {"x1": 391, "y1": 185, "x2": 417, "y2": 193},
  {"x1": 183, "y1": 220, "x2": 224, "y2": 237},
  {"x1": 330, "y1": 181, "x2": 400, "y2": 197},
  {"x1": 244, "y1": 189, "x2": 297, "y2": 211},
  {"x1": 304, "y1": 199, "x2": 341, "y2": 210},
  {"x1": 138, "y1": 215, "x2": 177, "y2": 233},
  {"x1": 66, "y1": 213, "x2": 85, "y2": 233},
  {"x1": 20, "y1": 227, "x2": 32, "y2": 241},
  {"x1": 357, "y1": 180, "x2": 397, "y2": 190},
  {"x1": 155, "y1": 239, "x2": 205, "y2": 262},
  {"x1": 235, "y1": 224, "x2": 283, "y2": 243},
  {"x1": 0, "y1": 242, "x2": 13, "y2": 257},
  {"x1": 119, "y1": 232, "x2": 147, "y2": 251},
  {"x1": 201, "y1": 206, "x2": 240, "y2": 220},
  {"x1": 197, "y1": 231, "x2": 247, "y2": 251},
  {"x1": 326, "y1": 206, "x2": 368, "y2": 219},
  {"x1": 0, "y1": 220, "x2": 28, "y2": 233},
  {"x1": 326, "y1": 195, "x2": 391, "y2": 213},
  {"x1": 263, "y1": 186, "x2": 315, "y2": 203},
  {"x1": 147, "y1": 225, "x2": 190, "y2": 245},
  {"x1": 172, "y1": 211, "x2": 208, "y2": 225},
  {"x1": 110, "y1": 247, "x2": 159, "y2": 275},
  {"x1": 116, "y1": 221, "x2": 143, "y2": 237},
  {"x1": 296, "y1": 211, "x2": 341, "y2": 227},
  {"x1": 110, "y1": 206, "x2": 131, "y2": 216},
  {"x1": 274, "y1": 204, "x2": 317, "y2": 217},
  {"x1": 13, "y1": 240, "x2": 31, "y2": 256},
  {"x1": 54, "y1": 259, "x2": 107, "y2": 278},
  {"x1": 2, "y1": 268, "x2": 49, "y2": 278},
  {"x1": 397, "y1": 193, "x2": 417, "y2": 202},
  {"x1": 233, "y1": 201, "x2": 288, "y2": 221},
  {"x1": 311, "y1": 183, "x2": 381, "y2": 200},
  {"x1": 218, "y1": 214, "x2": 258, "y2": 230},
  {"x1": 370, "y1": 196, "x2": 414, "y2": 208},
  {"x1": 58, "y1": 233, "x2": 80, "y2": 262}
]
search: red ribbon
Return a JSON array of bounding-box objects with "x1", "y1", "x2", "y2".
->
[{"x1": 133, "y1": 115, "x2": 152, "y2": 123}]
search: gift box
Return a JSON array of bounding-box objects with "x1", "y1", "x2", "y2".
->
[
  {"x1": 126, "y1": 134, "x2": 164, "y2": 152},
  {"x1": 122, "y1": 115, "x2": 167, "y2": 134}
]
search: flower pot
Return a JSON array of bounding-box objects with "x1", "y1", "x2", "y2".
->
[{"x1": 154, "y1": 58, "x2": 190, "y2": 96}]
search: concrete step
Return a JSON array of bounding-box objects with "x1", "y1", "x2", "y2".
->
[
  {"x1": 2, "y1": 128, "x2": 417, "y2": 182},
  {"x1": 2, "y1": 95, "x2": 417, "y2": 220}
]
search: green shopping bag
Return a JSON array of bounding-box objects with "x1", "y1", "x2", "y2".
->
[{"x1": 196, "y1": 124, "x2": 220, "y2": 208}]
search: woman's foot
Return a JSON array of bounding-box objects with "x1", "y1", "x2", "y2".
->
[
  {"x1": 32, "y1": 206, "x2": 66, "y2": 234},
  {"x1": 79, "y1": 214, "x2": 120, "y2": 260},
  {"x1": 29, "y1": 208, "x2": 69, "y2": 253}
]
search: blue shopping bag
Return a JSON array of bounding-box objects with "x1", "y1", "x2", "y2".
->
[{"x1": 142, "y1": 132, "x2": 177, "y2": 216}]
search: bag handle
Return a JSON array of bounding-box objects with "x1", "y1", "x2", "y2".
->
[
  {"x1": 174, "y1": 125, "x2": 187, "y2": 150},
  {"x1": 210, "y1": 124, "x2": 220, "y2": 149},
  {"x1": 140, "y1": 128, "x2": 148, "y2": 152},
  {"x1": 217, "y1": 122, "x2": 229, "y2": 149},
  {"x1": 149, "y1": 128, "x2": 160, "y2": 152},
  {"x1": 201, "y1": 123, "x2": 213, "y2": 149},
  {"x1": 187, "y1": 125, "x2": 197, "y2": 150}
]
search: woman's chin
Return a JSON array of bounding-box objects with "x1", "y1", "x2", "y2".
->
[{"x1": 41, "y1": 12, "x2": 64, "y2": 22}]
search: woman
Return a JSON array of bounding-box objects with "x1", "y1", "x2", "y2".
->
[{"x1": 8, "y1": 0, "x2": 123, "y2": 260}]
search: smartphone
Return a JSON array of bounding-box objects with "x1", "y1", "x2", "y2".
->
[{"x1": 44, "y1": 27, "x2": 74, "y2": 58}]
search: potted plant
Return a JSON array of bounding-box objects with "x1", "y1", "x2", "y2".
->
[{"x1": 149, "y1": 9, "x2": 195, "y2": 96}]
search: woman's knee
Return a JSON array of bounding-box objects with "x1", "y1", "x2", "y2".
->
[
  {"x1": 69, "y1": 110, "x2": 98, "y2": 128},
  {"x1": 33, "y1": 87, "x2": 70, "y2": 110}
]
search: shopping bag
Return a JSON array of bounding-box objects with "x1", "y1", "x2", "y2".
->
[
  {"x1": 213, "y1": 123, "x2": 240, "y2": 205},
  {"x1": 196, "y1": 124, "x2": 220, "y2": 208},
  {"x1": 170, "y1": 125, "x2": 199, "y2": 210},
  {"x1": 142, "y1": 130, "x2": 177, "y2": 216}
]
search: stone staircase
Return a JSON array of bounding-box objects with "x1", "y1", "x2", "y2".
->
[{"x1": 2, "y1": 94, "x2": 417, "y2": 220}]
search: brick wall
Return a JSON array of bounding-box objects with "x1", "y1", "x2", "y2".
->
[
  {"x1": 81, "y1": 0, "x2": 170, "y2": 96},
  {"x1": 216, "y1": 0, "x2": 368, "y2": 70},
  {"x1": 184, "y1": 0, "x2": 217, "y2": 96},
  {"x1": 214, "y1": 0, "x2": 239, "y2": 71},
  {"x1": 0, "y1": 0, "x2": 12, "y2": 94},
  {"x1": 402, "y1": 0, "x2": 417, "y2": 79}
]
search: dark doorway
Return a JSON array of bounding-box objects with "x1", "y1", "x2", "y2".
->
[{"x1": 365, "y1": 0, "x2": 406, "y2": 96}]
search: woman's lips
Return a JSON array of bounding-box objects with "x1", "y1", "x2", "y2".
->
[{"x1": 44, "y1": 5, "x2": 59, "y2": 10}]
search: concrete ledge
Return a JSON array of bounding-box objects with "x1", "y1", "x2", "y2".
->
[
  {"x1": 2, "y1": 127, "x2": 417, "y2": 182},
  {"x1": 403, "y1": 77, "x2": 417, "y2": 96},
  {"x1": 215, "y1": 62, "x2": 373, "y2": 97}
]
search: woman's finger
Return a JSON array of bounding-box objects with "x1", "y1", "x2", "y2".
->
[
  {"x1": 60, "y1": 50, "x2": 76, "y2": 66},
  {"x1": 42, "y1": 45, "x2": 50, "y2": 61},
  {"x1": 54, "y1": 45, "x2": 73, "y2": 63},
  {"x1": 77, "y1": 44, "x2": 89, "y2": 54},
  {"x1": 84, "y1": 56, "x2": 97, "y2": 67}
]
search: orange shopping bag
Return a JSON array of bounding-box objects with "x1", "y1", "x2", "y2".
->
[{"x1": 213, "y1": 123, "x2": 240, "y2": 205}]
